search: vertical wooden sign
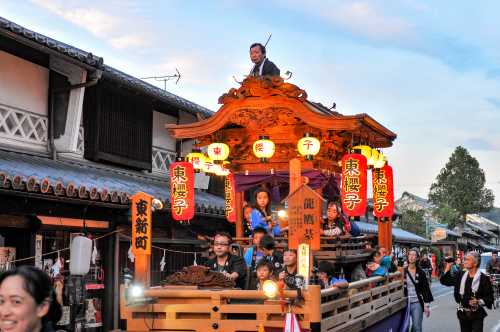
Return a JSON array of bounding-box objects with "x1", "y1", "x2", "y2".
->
[
  {"x1": 225, "y1": 173, "x2": 237, "y2": 223},
  {"x1": 298, "y1": 243, "x2": 311, "y2": 286},
  {"x1": 286, "y1": 185, "x2": 324, "y2": 250},
  {"x1": 131, "y1": 192, "x2": 153, "y2": 285}
]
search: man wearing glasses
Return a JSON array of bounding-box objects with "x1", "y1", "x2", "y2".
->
[{"x1": 204, "y1": 232, "x2": 247, "y2": 289}]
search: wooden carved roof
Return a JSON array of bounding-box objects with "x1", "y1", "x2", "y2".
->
[{"x1": 166, "y1": 77, "x2": 397, "y2": 172}]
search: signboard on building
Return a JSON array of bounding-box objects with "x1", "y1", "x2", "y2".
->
[
  {"x1": 341, "y1": 153, "x2": 368, "y2": 217},
  {"x1": 432, "y1": 228, "x2": 447, "y2": 242},
  {"x1": 169, "y1": 162, "x2": 195, "y2": 221},
  {"x1": 131, "y1": 192, "x2": 152, "y2": 256},
  {"x1": 285, "y1": 184, "x2": 324, "y2": 250}
]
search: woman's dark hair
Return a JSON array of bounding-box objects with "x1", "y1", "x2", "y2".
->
[
  {"x1": 0, "y1": 266, "x2": 62, "y2": 324},
  {"x1": 250, "y1": 43, "x2": 266, "y2": 54},
  {"x1": 408, "y1": 248, "x2": 420, "y2": 267},
  {"x1": 253, "y1": 188, "x2": 272, "y2": 216}
]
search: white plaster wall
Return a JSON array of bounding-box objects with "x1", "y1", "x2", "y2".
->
[
  {"x1": 152, "y1": 111, "x2": 177, "y2": 150},
  {"x1": 0, "y1": 51, "x2": 49, "y2": 115}
]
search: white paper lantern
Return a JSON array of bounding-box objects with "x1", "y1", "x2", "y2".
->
[{"x1": 69, "y1": 236, "x2": 92, "y2": 275}]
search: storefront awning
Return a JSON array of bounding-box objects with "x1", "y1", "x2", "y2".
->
[
  {"x1": 480, "y1": 243, "x2": 500, "y2": 252},
  {"x1": 355, "y1": 221, "x2": 431, "y2": 245},
  {"x1": 0, "y1": 150, "x2": 225, "y2": 215}
]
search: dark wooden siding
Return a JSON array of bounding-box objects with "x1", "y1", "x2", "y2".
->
[{"x1": 83, "y1": 81, "x2": 152, "y2": 170}]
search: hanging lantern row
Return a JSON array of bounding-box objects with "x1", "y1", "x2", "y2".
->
[
  {"x1": 351, "y1": 145, "x2": 387, "y2": 169},
  {"x1": 185, "y1": 148, "x2": 205, "y2": 173},
  {"x1": 340, "y1": 151, "x2": 394, "y2": 219},
  {"x1": 185, "y1": 148, "x2": 231, "y2": 176},
  {"x1": 252, "y1": 133, "x2": 321, "y2": 162}
]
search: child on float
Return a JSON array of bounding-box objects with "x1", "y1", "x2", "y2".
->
[
  {"x1": 249, "y1": 188, "x2": 281, "y2": 236},
  {"x1": 251, "y1": 260, "x2": 274, "y2": 291}
]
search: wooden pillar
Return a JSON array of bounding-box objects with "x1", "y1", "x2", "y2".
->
[
  {"x1": 135, "y1": 254, "x2": 151, "y2": 285},
  {"x1": 289, "y1": 158, "x2": 302, "y2": 194},
  {"x1": 378, "y1": 218, "x2": 393, "y2": 254},
  {"x1": 235, "y1": 191, "x2": 244, "y2": 238}
]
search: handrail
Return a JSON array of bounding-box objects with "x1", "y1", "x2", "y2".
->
[
  {"x1": 144, "y1": 287, "x2": 300, "y2": 300},
  {"x1": 321, "y1": 272, "x2": 402, "y2": 298}
]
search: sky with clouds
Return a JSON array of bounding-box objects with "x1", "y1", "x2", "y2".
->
[{"x1": 1, "y1": 0, "x2": 499, "y2": 204}]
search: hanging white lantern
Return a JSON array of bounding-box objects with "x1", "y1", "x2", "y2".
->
[
  {"x1": 253, "y1": 136, "x2": 275, "y2": 162},
  {"x1": 297, "y1": 133, "x2": 321, "y2": 160},
  {"x1": 207, "y1": 142, "x2": 230, "y2": 164},
  {"x1": 69, "y1": 236, "x2": 92, "y2": 275},
  {"x1": 186, "y1": 148, "x2": 206, "y2": 172},
  {"x1": 202, "y1": 158, "x2": 216, "y2": 174}
]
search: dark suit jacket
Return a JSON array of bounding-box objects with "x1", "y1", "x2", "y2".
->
[
  {"x1": 251, "y1": 58, "x2": 280, "y2": 77},
  {"x1": 440, "y1": 270, "x2": 494, "y2": 319}
]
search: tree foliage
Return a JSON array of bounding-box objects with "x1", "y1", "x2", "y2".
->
[
  {"x1": 429, "y1": 146, "x2": 494, "y2": 224},
  {"x1": 399, "y1": 209, "x2": 426, "y2": 238},
  {"x1": 432, "y1": 204, "x2": 461, "y2": 229}
]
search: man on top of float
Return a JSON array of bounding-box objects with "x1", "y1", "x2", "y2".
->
[{"x1": 249, "y1": 43, "x2": 280, "y2": 77}]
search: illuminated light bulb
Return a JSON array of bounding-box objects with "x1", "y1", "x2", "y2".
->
[
  {"x1": 368, "y1": 149, "x2": 379, "y2": 166},
  {"x1": 262, "y1": 280, "x2": 279, "y2": 298}
]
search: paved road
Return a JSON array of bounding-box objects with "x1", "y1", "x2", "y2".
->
[{"x1": 423, "y1": 282, "x2": 500, "y2": 332}]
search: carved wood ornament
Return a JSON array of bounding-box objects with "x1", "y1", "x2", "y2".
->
[{"x1": 166, "y1": 77, "x2": 396, "y2": 173}]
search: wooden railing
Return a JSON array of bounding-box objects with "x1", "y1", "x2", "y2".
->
[
  {"x1": 233, "y1": 235, "x2": 375, "y2": 262},
  {"x1": 121, "y1": 286, "x2": 321, "y2": 332},
  {"x1": 320, "y1": 272, "x2": 406, "y2": 332},
  {"x1": 120, "y1": 272, "x2": 405, "y2": 332}
]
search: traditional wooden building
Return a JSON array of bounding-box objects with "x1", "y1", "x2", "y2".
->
[{"x1": 0, "y1": 15, "x2": 225, "y2": 331}]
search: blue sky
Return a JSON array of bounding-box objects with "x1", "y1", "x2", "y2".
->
[{"x1": 1, "y1": 0, "x2": 499, "y2": 204}]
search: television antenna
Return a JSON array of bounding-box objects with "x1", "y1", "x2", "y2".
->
[{"x1": 141, "y1": 68, "x2": 181, "y2": 90}]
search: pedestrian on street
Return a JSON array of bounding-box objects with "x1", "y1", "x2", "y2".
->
[
  {"x1": 486, "y1": 251, "x2": 500, "y2": 274},
  {"x1": 0, "y1": 265, "x2": 62, "y2": 332},
  {"x1": 404, "y1": 248, "x2": 434, "y2": 332},
  {"x1": 440, "y1": 251, "x2": 494, "y2": 332}
]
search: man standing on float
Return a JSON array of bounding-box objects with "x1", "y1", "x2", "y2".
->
[{"x1": 249, "y1": 43, "x2": 280, "y2": 77}]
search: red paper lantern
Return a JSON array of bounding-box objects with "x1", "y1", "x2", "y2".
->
[
  {"x1": 372, "y1": 164, "x2": 394, "y2": 219},
  {"x1": 224, "y1": 173, "x2": 237, "y2": 223},
  {"x1": 169, "y1": 162, "x2": 195, "y2": 221},
  {"x1": 341, "y1": 153, "x2": 368, "y2": 217}
]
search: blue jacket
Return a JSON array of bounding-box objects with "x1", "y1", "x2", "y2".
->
[{"x1": 250, "y1": 208, "x2": 281, "y2": 236}]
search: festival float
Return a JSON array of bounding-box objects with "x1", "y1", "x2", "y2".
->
[{"x1": 120, "y1": 76, "x2": 405, "y2": 332}]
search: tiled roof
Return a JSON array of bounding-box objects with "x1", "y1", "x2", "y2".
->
[
  {"x1": 0, "y1": 16, "x2": 213, "y2": 118},
  {"x1": 0, "y1": 16, "x2": 104, "y2": 69},
  {"x1": 0, "y1": 150, "x2": 225, "y2": 215},
  {"x1": 103, "y1": 66, "x2": 213, "y2": 118},
  {"x1": 466, "y1": 221, "x2": 496, "y2": 238},
  {"x1": 355, "y1": 221, "x2": 431, "y2": 245}
]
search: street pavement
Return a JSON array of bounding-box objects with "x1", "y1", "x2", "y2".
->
[{"x1": 423, "y1": 281, "x2": 500, "y2": 332}]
